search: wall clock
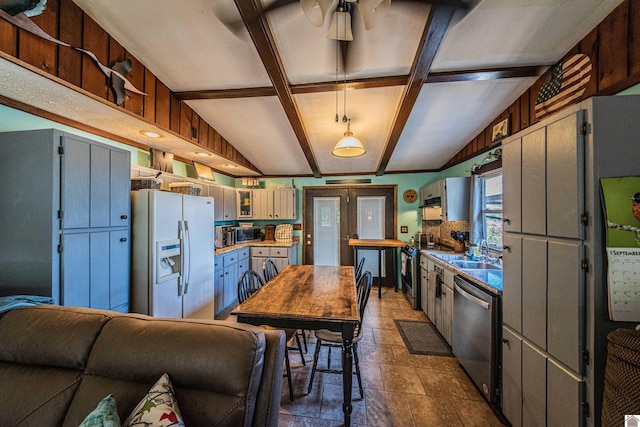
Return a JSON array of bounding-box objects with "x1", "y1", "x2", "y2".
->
[{"x1": 403, "y1": 189, "x2": 418, "y2": 203}]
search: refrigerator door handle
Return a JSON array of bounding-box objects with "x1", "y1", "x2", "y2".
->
[
  {"x1": 184, "y1": 220, "x2": 191, "y2": 295},
  {"x1": 178, "y1": 220, "x2": 184, "y2": 296}
]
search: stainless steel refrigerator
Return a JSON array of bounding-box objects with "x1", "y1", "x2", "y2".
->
[{"x1": 131, "y1": 189, "x2": 215, "y2": 319}]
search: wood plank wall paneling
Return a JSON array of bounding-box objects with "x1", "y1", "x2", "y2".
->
[
  {"x1": 19, "y1": 0, "x2": 58, "y2": 74},
  {"x1": 81, "y1": 13, "x2": 109, "y2": 100},
  {"x1": 0, "y1": 0, "x2": 258, "y2": 174},
  {"x1": 57, "y1": 0, "x2": 82, "y2": 87},
  {"x1": 0, "y1": 16, "x2": 16, "y2": 56},
  {"x1": 632, "y1": 0, "x2": 640, "y2": 76},
  {"x1": 445, "y1": 0, "x2": 640, "y2": 169},
  {"x1": 125, "y1": 55, "x2": 144, "y2": 116},
  {"x1": 143, "y1": 69, "x2": 156, "y2": 122},
  {"x1": 598, "y1": 2, "x2": 628, "y2": 90}
]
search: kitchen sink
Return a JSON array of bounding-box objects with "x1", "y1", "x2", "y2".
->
[
  {"x1": 434, "y1": 254, "x2": 465, "y2": 261},
  {"x1": 448, "y1": 260, "x2": 501, "y2": 270}
]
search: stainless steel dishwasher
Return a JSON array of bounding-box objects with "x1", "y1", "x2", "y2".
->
[{"x1": 452, "y1": 275, "x2": 501, "y2": 404}]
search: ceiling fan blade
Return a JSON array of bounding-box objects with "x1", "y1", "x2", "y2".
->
[
  {"x1": 259, "y1": 0, "x2": 300, "y2": 15},
  {"x1": 301, "y1": 0, "x2": 332, "y2": 27},
  {"x1": 357, "y1": 0, "x2": 390, "y2": 30},
  {"x1": 396, "y1": 0, "x2": 470, "y2": 12}
]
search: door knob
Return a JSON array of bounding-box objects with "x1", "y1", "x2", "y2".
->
[
  {"x1": 306, "y1": 233, "x2": 311, "y2": 238},
  {"x1": 307, "y1": 241, "x2": 311, "y2": 245}
]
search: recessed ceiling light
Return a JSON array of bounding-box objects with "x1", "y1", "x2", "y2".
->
[
  {"x1": 140, "y1": 130, "x2": 162, "y2": 138},
  {"x1": 196, "y1": 152, "x2": 211, "y2": 157},
  {"x1": 225, "y1": 164, "x2": 237, "y2": 169}
]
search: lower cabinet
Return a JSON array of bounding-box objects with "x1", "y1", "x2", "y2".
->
[
  {"x1": 502, "y1": 325, "x2": 584, "y2": 427},
  {"x1": 61, "y1": 229, "x2": 129, "y2": 313},
  {"x1": 441, "y1": 267, "x2": 455, "y2": 345},
  {"x1": 250, "y1": 245, "x2": 297, "y2": 276},
  {"x1": 214, "y1": 247, "x2": 250, "y2": 314}
]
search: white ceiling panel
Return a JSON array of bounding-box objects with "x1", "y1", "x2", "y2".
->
[
  {"x1": 387, "y1": 77, "x2": 538, "y2": 171},
  {"x1": 433, "y1": 0, "x2": 624, "y2": 71},
  {"x1": 295, "y1": 85, "x2": 405, "y2": 174},
  {"x1": 74, "y1": 0, "x2": 272, "y2": 90},
  {"x1": 188, "y1": 97, "x2": 312, "y2": 176}
]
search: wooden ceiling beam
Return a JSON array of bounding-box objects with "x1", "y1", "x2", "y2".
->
[
  {"x1": 376, "y1": 4, "x2": 458, "y2": 176},
  {"x1": 233, "y1": 0, "x2": 321, "y2": 178},
  {"x1": 173, "y1": 66, "x2": 545, "y2": 100}
]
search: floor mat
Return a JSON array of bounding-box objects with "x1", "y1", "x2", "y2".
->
[{"x1": 394, "y1": 319, "x2": 453, "y2": 357}]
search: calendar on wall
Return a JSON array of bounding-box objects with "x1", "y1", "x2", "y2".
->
[{"x1": 601, "y1": 177, "x2": 640, "y2": 322}]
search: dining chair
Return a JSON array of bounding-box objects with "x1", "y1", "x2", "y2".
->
[
  {"x1": 263, "y1": 258, "x2": 308, "y2": 354},
  {"x1": 354, "y1": 256, "x2": 365, "y2": 284},
  {"x1": 307, "y1": 271, "x2": 373, "y2": 399},
  {"x1": 237, "y1": 269, "x2": 305, "y2": 402},
  {"x1": 263, "y1": 257, "x2": 279, "y2": 282}
]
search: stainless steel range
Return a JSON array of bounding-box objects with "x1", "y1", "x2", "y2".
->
[{"x1": 400, "y1": 244, "x2": 420, "y2": 309}]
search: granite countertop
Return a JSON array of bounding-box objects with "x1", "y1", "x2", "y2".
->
[
  {"x1": 215, "y1": 239, "x2": 299, "y2": 255},
  {"x1": 420, "y1": 249, "x2": 503, "y2": 294}
]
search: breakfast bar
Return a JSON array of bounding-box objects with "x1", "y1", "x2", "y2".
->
[{"x1": 348, "y1": 238, "x2": 405, "y2": 299}]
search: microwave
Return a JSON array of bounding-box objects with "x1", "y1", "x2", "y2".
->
[{"x1": 235, "y1": 226, "x2": 262, "y2": 243}]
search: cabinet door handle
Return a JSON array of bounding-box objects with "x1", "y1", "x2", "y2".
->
[
  {"x1": 120, "y1": 237, "x2": 127, "y2": 242},
  {"x1": 120, "y1": 214, "x2": 128, "y2": 220},
  {"x1": 502, "y1": 338, "x2": 510, "y2": 349},
  {"x1": 503, "y1": 246, "x2": 511, "y2": 251},
  {"x1": 502, "y1": 218, "x2": 511, "y2": 224}
]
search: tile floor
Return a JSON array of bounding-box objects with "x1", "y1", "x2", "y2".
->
[{"x1": 219, "y1": 286, "x2": 506, "y2": 427}]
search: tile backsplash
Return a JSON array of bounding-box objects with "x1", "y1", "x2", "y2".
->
[{"x1": 423, "y1": 220, "x2": 469, "y2": 248}]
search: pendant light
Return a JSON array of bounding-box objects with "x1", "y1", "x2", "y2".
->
[
  {"x1": 332, "y1": 119, "x2": 365, "y2": 157},
  {"x1": 330, "y1": 4, "x2": 365, "y2": 158}
]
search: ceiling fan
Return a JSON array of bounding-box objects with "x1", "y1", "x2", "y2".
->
[{"x1": 260, "y1": 0, "x2": 470, "y2": 41}]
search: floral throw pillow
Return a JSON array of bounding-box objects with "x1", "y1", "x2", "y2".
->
[
  {"x1": 123, "y1": 373, "x2": 185, "y2": 427},
  {"x1": 79, "y1": 394, "x2": 121, "y2": 427}
]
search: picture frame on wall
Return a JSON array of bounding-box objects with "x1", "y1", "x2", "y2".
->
[
  {"x1": 492, "y1": 116, "x2": 510, "y2": 142},
  {"x1": 193, "y1": 161, "x2": 215, "y2": 182}
]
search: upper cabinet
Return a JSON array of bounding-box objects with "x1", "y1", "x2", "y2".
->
[
  {"x1": 419, "y1": 177, "x2": 470, "y2": 221},
  {"x1": 237, "y1": 188, "x2": 297, "y2": 220},
  {"x1": 502, "y1": 112, "x2": 585, "y2": 240}
]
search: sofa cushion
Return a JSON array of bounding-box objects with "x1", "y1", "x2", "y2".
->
[
  {"x1": 123, "y1": 373, "x2": 184, "y2": 427},
  {"x1": 0, "y1": 305, "x2": 112, "y2": 369},
  {"x1": 0, "y1": 306, "x2": 113, "y2": 426},
  {"x1": 79, "y1": 394, "x2": 120, "y2": 427},
  {"x1": 64, "y1": 316, "x2": 268, "y2": 427}
]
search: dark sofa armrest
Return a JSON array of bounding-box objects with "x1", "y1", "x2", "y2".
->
[{"x1": 253, "y1": 328, "x2": 286, "y2": 427}]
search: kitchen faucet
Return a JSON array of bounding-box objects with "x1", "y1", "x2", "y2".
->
[{"x1": 479, "y1": 239, "x2": 498, "y2": 263}]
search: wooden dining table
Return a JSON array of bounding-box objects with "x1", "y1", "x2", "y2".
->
[{"x1": 231, "y1": 264, "x2": 360, "y2": 427}]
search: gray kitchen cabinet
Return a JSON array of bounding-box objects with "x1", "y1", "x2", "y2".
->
[
  {"x1": 547, "y1": 240, "x2": 584, "y2": 373},
  {"x1": 214, "y1": 256, "x2": 224, "y2": 314},
  {"x1": 215, "y1": 247, "x2": 250, "y2": 314},
  {"x1": 498, "y1": 96, "x2": 640, "y2": 427},
  {"x1": 522, "y1": 342, "x2": 547, "y2": 427},
  {"x1": 252, "y1": 189, "x2": 273, "y2": 219},
  {"x1": 547, "y1": 358, "x2": 583, "y2": 427},
  {"x1": 0, "y1": 129, "x2": 130, "y2": 310},
  {"x1": 441, "y1": 267, "x2": 455, "y2": 345},
  {"x1": 250, "y1": 189, "x2": 297, "y2": 220},
  {"x1": 520, "y1": 127, "x2": 546, "y2": 235},
  {"x1": 502, "y1": 234, "x2": 522, "y2": 332},
  {"x1": 546, "y1": 112, "x2": 585, "y2": 240},
  {"x1": 419, "y1": 255, "x2": 428, "y2": 317},
  {"x1": 251, "y1": 245, "x2": 297, "y2": 275},
  {"x1": 426, "y1": 258, "x2": 437, "y2": 323},
  {"x1": 223, "y1": 187, "x2": 237, "y2": 221},
  {"x1": 237, "y1": 189, "x2": 253, "y2": 218},
  {"x1": 273, "y1": 189, "x2": 297, "y2": 219},
  {"x1": 502, "y1": 326, "x2": 522, "y2": 427},
  {"x1": 502, "y1": 137, "x2": 522, "y2": 233},
  {"x1": 419, "y1": 177, "x2": 470, "y2": 221},
  {"x1": 521, "y1": 236, "x2": 547, "y2": 349}
]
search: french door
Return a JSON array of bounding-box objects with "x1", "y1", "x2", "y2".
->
[{"x1": 303, "y1": 186, "x2": 396, "y2": 286}]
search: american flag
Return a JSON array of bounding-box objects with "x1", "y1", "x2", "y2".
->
[{"x1": 535, "y1": 54, "x2": 592, "y2": 121}]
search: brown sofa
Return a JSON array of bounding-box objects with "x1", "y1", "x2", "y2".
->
[{"x1": 0, "y1": 305, "x2": 285, "y2": 426}]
